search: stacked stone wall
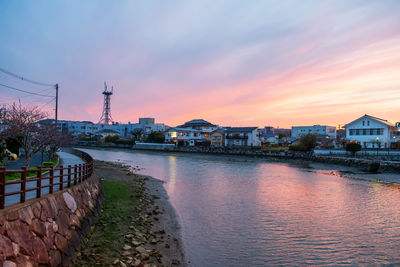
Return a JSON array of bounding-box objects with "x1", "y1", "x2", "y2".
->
[{"x1": 0, "y1": 174, "x2": 103, "y2": 266}]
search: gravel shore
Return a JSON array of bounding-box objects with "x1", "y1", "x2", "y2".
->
[{"x1": 74, "y1": 160, "x2": 187, "y2": 267}]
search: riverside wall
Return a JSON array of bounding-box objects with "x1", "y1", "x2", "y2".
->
[
  {"x1": 134, "y1": 146, "x2": 400, "y2": 173},
  {"x1": 0, "y1": 173, "x2": 104, "y2": 266}
]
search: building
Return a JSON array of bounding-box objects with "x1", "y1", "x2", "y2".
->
[
  {"x1": 53, "y1": 118, "x2": 165, "y2": 138},
  {"x1": 291, "y1": 125, "x2": 336, "y2": 139},
  {"x1": 209, "y1": 129, "x2": 225, "y2": 147},
  {"x1": 177, "y1": 119, "x2": 218, "y2": 132},
  {"x1": 344, "y1": 114, "x2": 400, "y2": 148},
  {"x1": 260, "y1": 133, "x2": 279, "y2": 145},
  {"x1": 139, "y1": 118, "x2": 155, "y2": 125},
  {"x1": 225, "y1": 127, "x2": 260, "y2": 147},
  {"x1": 164, "y1": 127, "x2": 204, "y2": 146}
]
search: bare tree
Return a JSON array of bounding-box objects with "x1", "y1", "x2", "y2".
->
[{"x1": 0, "y1": 103, "x2": 55, "y2": 168}]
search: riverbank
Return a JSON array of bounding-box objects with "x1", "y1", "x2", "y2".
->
[{"x1": 73, "y1": 160, "x2": 186, "y2": 266}]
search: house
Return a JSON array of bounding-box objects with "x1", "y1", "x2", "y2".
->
[
  {"x1": 164, "y1": 127, "x2": 205, "y2": 146},
  {"x1": 177, "y1": 119, "x2": 218, "y2": 133},
  {"x1": 291, "y1": 125, "x2": 336, "y2": 139},
  {"x1": 209, "y1": 129, "x2": 225, "y2": 147},
  {"x1": 344, "y1": 114, "x2": 400, "y2": 148},
  {"x1": 260, "y1": 133, "x2": 279, "y2": 145},
  {"x1": 224, "y1": 127, "x2": 260, "y2": 147},
  {"x1": 95, "y1": 129, "x2": 120, "y2": 138}
]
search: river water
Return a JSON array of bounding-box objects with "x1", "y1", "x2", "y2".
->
[{"x1": 81, "y1": 148, "x2": 400, "y2": 266}]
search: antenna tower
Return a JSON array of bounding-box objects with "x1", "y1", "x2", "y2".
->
[{"x1": 98, "y1": 82, "x2": 113, "y2": 124}]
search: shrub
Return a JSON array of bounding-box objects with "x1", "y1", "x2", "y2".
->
[
  {"x1": 289, "y1": 144, "x2": 308, "y2": 152},
  {"x1": 346, "y1": 143, "x2": 362, "y2": 156}
]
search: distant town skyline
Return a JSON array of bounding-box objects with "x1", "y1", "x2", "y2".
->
[{"x1": 1, "y1": 1, "x2": 400, "y2": 128}]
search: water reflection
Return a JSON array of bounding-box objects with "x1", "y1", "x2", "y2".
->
[
  {"x1": 167, "y1": 156, "x2": 177, "y2": 194},
  {"x1": 81, "y1": 148, "x2": 400, "y2": 266}
]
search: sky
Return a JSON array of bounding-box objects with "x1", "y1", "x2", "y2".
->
[{"x1": 1, "y1": 0, "x2": 400, "y2": 128}]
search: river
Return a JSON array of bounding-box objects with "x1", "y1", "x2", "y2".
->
[{"x1": 80, "y1": 148, "x2": 400, "y2": 266}]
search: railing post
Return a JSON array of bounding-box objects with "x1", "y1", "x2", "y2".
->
[
  {"x1": 21, "y1": 166, "x2": 27, "y2": 203},
  {"x1": 78, "y1": 164, "x2": 82, "y2": 183},
  {"x1": 67, "y1": 165, "x2": 71, "y2": 187},
  {"x1": 59, "y1": 165, "x2": 64, "y2": 190},
  {"x1": 83, "y1": 164, "x2": 86, "y2": 180},
  {"x1": 74, "y1": 165, "x2": 77, "y2": 185},
  {"x1": 0, "y1": 166, "x2": 5, "y2": 209},
  {"x1": 49, "y1": 167, "x2": 54, "y2": 194},
  {"x1": 37, "y1": 166, "x2": 42, "y2": 198}
]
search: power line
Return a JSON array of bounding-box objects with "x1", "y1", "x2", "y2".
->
[
  {"x1": 0, "y1": 82, "x2": 55, "y2": 97},
  {"x1": 0, "y1": 67, "x2": 55, "y2": 87}
]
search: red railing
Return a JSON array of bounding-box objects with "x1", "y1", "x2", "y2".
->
[{"x1": 0, "y1": 148, "x2": 93, "y2": 209}]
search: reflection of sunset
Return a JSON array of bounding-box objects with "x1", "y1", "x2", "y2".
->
[{"x1": 167, "y1": 155, "x2": 177, "y2": 195}]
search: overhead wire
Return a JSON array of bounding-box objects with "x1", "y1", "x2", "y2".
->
[
  {"x1": 0, "y1": 82, "x2": 55, "y2": 97},
  {"x1": 0, "y1": 67, "x2": 55, "y2": 87}
]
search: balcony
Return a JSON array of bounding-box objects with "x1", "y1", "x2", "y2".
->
[{"x1": 226, "y1": 135, "x2": 248, "y2": 140}]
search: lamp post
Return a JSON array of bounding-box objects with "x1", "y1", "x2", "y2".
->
[{"x1": 376, "y1": 137, "x2": 380, "y2": 156}]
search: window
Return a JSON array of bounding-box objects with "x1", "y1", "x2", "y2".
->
[
  {"x1": 178, "y1": 132, "x2": 183, "y2": 136},
  {"x1": 362, "y1": 121, "x2": 365, "y2": 126},
  {"x1": 355, "y1": 129, "x2": 360, "y2": 135},
  {"x1": 367, "y1": 121, "x2": 370, "y2": 126},
  {"x1": 362, "y1": 129, "x2": 367, "y2": 135}
]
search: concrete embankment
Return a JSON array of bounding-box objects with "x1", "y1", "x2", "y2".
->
[{"x1": 0, "y1": 173, "x2": 103, "y2": 266}]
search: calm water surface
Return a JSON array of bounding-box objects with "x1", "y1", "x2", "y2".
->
[{"x1": 81, "y1": 148, "x2": 400, "y2": 266}]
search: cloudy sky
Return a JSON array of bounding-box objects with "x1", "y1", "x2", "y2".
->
[{"x1": 1, "y1": 0, "x2": 400, "y2": 127}]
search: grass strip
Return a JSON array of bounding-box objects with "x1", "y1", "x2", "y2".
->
[{"x1": 74, "y1": 180, "x2": 138, "y2": 266}]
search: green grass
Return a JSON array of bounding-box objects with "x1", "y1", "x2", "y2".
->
[
  {"x1": 74, "y1": 180, "x2": 138, "y2": 266},
  {"x1": 5, "y1": 155, "x2": 60, "y2": 181}
]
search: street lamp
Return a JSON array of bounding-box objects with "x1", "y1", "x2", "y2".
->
[{"x1": 376, "y1": 137, "x2": 380, "y2": 156}]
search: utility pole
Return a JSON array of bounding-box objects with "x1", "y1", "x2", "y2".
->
[{"x1": 55, "y1": 83, "x2": 59, "y2": 124}]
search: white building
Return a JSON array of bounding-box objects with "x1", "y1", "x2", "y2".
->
[
  {"x1": 225, "y1": 127, "x2": 260, "y2": 147},
  {"x1": 291, "y1": 125, "x2": 336, "y2": 139},
  {"x1": 55, "y1": 118, "x2": 165, "y2": 137},
  {"x1": 164, "y1": 127, "x2": 205, "y2": 146},
  {"x1": 344, "y1": 114, "x2": 400, "y2": 148}
]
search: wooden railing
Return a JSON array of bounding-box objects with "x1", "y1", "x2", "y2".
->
[{"x1": 0, "y1": 148, "x2": 93, "y2": 209}]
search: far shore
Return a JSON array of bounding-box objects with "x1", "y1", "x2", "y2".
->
[{"x1": 74, "y1": 146, "x2": 400, "y2": 186}]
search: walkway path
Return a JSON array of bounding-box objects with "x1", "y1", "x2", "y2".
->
[{"x1": 4, "y1": 151, "x2": 85, "y2": 207}]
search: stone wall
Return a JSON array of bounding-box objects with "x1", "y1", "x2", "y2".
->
[{"x1": 0, "y1": 174, "x2": 104, "y2": 266}]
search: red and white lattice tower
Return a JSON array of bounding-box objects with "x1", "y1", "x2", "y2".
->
[{"x1": 98, "y1": 82, "x2": 113, "y2": 124}]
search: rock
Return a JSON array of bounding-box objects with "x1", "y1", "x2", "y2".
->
[
  {"x1": 172, "y1": 259, "x2": 180, "y2": 265},
  {"x1": 18, "y1": 206, "x2": 35, "y2": 225},
  {"x1": 63, "y1": 192, "x2": 77, "y2": 212},
  {"x1": 150, "y1": 239, "x2": 157, "y2": 244},
  {"x1": 136, "y1": 246, "x2": 146, "y2": 254},
  {"x1": 132, "y1": 240, "x2": 141, "y2": 246},
  {"x1": 165, "y1": 243, "x2": 170, "y2": 248},
  {"x1": 123, "y1": 244, "x2": 132, "y2": 250},
  {"x1": 3, "y1": 261, "x2": 16, "y2": 267},
  {"x1": 141, "y1": 253, "x2": 150, "y2": 260},
  {"x1": 70, "y1": 214, "x2": 81, "y2": 227},
  {"x1": 0, "y1": 235, "x2": 14, "y2": 257},
  {"x1": 12, "y1": 242, "x2": 19, "y2": 257},
  {"x1": 113, "y1": 259, "x2": 120, "y2": 265},
  {"x1": 4, "y1": 220, "x2": 33, "y2": 255},
  {"x1": 31, "y1": 202, "x2": 42, "y2": 218},
  {"x1": 132, "y1": 259, "x2": 142, "y2": 267},
  {"x1": 32, "y1": 237, "x2": 49, "y2": 264},
  {"x1": 119, "y1": 261, "x2": 128, "y2": 267},
  {"x1": 29, "y1": 219, "x2": 46, "y2": 237},
  {"x1": 49, "y1": 250, "x2": 62, "y2": 266},
  {"x1": 55, "y1": 210, "x2": 70, "y2": 236},
  {"x1": 55, "y1": 233, "x2": 68, "y2": 251},
  {"x1": 15, "y1": 254, "x2": 35, "y2": 267}
]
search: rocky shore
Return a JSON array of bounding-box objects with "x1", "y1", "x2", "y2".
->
[{"x1": 73, "y1": 160, "x2": 186, "y2": 267}]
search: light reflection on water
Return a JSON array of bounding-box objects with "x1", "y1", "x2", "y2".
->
[{"x1": 82, "y1": 148, "x2": 400, "y2": 266}]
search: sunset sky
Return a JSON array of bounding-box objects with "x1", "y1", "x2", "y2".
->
[{"x1": 1, "y1": 0, "x2": 400, "y2": 128}]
